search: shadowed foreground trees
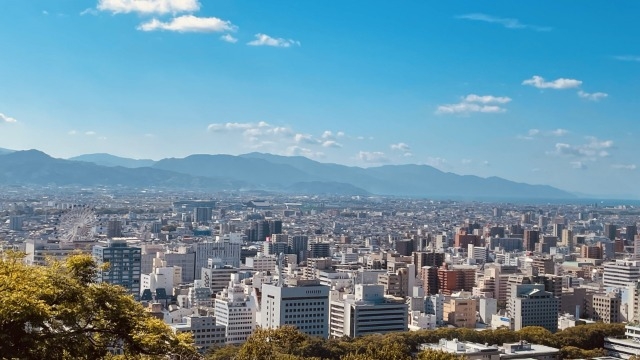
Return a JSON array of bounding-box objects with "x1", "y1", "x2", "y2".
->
[{"x1": 0, "y1": 252, "x2": 197, "y2": 360}]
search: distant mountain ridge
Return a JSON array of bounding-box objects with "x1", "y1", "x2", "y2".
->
[
  {"x1": 58, "y1": 150, "x2": 575, "y2": 199},
  {"x1": 68, "y1": 153, "x2": 156, "y2": 168}
]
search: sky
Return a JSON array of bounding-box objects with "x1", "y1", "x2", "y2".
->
[{"x1": 0, "y1": 1, "x2": 639, "y2": 197}]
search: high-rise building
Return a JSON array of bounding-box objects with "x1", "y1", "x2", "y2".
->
[
  {"x1": 603, "y1": 260, "x2": 640, "y2": 288},
  {"x1": 194, "y1": 207, "x2": 213, "y2": 224},
  {"x1": 193, "y1": 234, "x2": 242, "y2": 278},
  {"x1": 561, "y1": 229, "x2": 573, "y2": 250},
  {"x1": 604, "y1": 224, "x2": 618, "y2": 241},
  {"x1": 214, "y1": 274, "x2": 257, "y2": 344},
  {"x1": 508, "y1": 283, "x2": 559, "y2": 333},
  {"x1": 268, "y1": 220, "x2": 283, "y2": 235},
  {"x1": 201, "y1": 259, "x2": 239, "y2": 294},
  {"x1": 413, "y1": 251, "x2": 446, "y2": 278},
  {"x1": 590, "y1": 292, "x2": 621, "y2": 323},
  {"x1": 107, "y1": 219, "x2": 122, "y2": 238},
  {"x1": 627, "y1": 225, "x2": 639, "y2": 243},
  {"x1": 9, "y1": 216, "x2": 23, "y2": 231},
  {"x1": 437, "y1": 264, "x2": 476, "y2": 295},
  {"x1": 330, "y1": 284, "x2": 407, "y2": 338},
  {"x1": 309, "y1": 242, "x2": 331, "y2": 258},
  {"x1": 289, "y1": 235, "x2": 309, "y2": 262},
  {"x1": 260, "y1": 279, "x2": 330, "y2": 338},
  {"x1": 523, "y1": 230, "x2": 540, "y2": 252},
  {"x1": 92, "y1": 239, "x2": 142, "y2": 299}
]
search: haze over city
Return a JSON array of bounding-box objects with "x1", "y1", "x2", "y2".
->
[{"x1": 1, "y1": 1, "x2": 639, "y2": 195}]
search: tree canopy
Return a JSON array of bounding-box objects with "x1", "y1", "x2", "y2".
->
[{"x1": 0, "y1": 252, "x2": 197, "y2": 360}]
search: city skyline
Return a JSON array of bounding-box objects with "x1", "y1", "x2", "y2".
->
[{"x1": 1, "y1": 1, "x2": 640, "y2": 196}]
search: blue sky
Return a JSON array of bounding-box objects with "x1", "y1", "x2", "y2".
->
[{"x1": 1, "y1": 1, "x2": 639, "y2": 197}]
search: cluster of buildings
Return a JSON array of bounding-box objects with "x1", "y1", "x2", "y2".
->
[{"x1": 3, "y1": 189, "x2": 640, "y2": 357}]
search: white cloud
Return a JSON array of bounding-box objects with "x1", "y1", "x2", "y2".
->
[
  {"x1": 528, "y1": 129, "x2": 540, "y2": 136},
  {"x1": 294, "y1": 133, "x2": 319, "y2": 145},
  {"x1": 68, "y1": 130, "x2": 78, "y2": 135},
  {"x1": 425, "y1": 157, "x2": 447, "y2": 167},
  {"x1": 286, "y1": 146, "x2": 323, "y2": 158},
  {"x1": 461, "y1": 159, "x2": 472, "y2": 165},
  {"x1": 321, "y1": 130, "x2": 344, "y2": 140},
  {"x1": 247, "y1": 33, "x2": 300, "y2": 48},
  {"x1": 97, "y1": 0, "x2": 200, "y2": 14},
  {"x1": 85, "y1": 131, "x2": 96, "y2": 136},
  {"x1": 464, "y1": 94, "x2": 512, "y2": 104},
  {"x1": 550, "y1": 128, "x2": 569, "y2": 136},
  {"x1": 98, "y1": 136, "x2": 107, "y2": 141},
  {"x1": 522, "y1": 75, "x2": 582, "y2": 89},
  {"x1": 321, "y1": 140, "x2": 342, "y2": 148},
  {"x1": 482, "y1": 160, "x2": 491, "y2": 166},
  {"x1": 436, "y1": 94, "x2": 511, "y2": 114},
  {"x1": 220, "y1": 34, "x2": 238, "y2": 43},
  {"x1": 138, "y1": 15, "x2": 236, "y2": 33},
  {"x1": 612, "y1": 164, "x2": 637, "y2": 170},
  {"x1": 578, "y1": 90, "x2": 608, "y2": 101},
  {"x1": 613, "y1": 55, "x2": 640, "y2": 62},
  {"x1": 571, "y1": 161, "x2": 587, "y2": 170},
  {"x1": 0, "y1": 113, "x2": 17, "y2": 124},
  {"x1": 456, "y1": 13, "x2": 551, "y2": 32},
  {"x1": 357, "y1": 151, "x2": 389, "y2": 164},
  {"x1": 42, "y1": 10, "x2": 49, "y2": 15},
  {"x1": 549, "y1": 137, "x2": 614, "y2": 160},
  {"x1": 390, "y1": 143, "x2": 411, "y2": 152},
  {"x1": 403, "y1": 152, "x2": 413, "y2": 157}
]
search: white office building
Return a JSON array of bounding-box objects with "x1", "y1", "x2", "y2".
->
[
  {"x1": 171, "y1": 315, "x2": 226, "y2": 354},
  {"x1": 260, "y1": 279, "x2": 330, "y2": 338},
  {"x1": 330, "y1": 284, "x2": 408, "y2": 338},
  {"x1": 193, "y1": 234, "x2": 242, "y2": 278},
  {"x1": 245, "y1": 253, "x2": 277, "y2": 272},
  {"x1": 201, "y1": 259, "x2": 239, "y2": 293},
  {"x1": 603, "y1": 260, "x2": 640, "y2": 288},
  {"x1": 214, "y1": 275, "x2": 257, "y2": 345}
]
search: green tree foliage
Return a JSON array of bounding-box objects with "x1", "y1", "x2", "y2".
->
[
  {"x1": 560, "y1": 346, "x2": 605, "y2": 359},
  {"x1": 208, "y1": 323, "x2": 624, "y2": 360},
  {"x1": 0, "y1": 252, "x2": 197, "y2": 360},
  {"x1": 417, "y1": 349, "x2": 465, "y2": 360}
]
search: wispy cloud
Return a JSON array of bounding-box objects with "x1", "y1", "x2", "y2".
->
[
  {"x1": 97, "y1": 0, "x2": 200, "y2": 15},
  {"x1": 578, "y1": 90, "x2": 608, "y2": 101},
  {"x1": 68, "y1": 130, "x2": 78, "y2": 135},
  {"x1": 85, "y1": 131, "x2": 97, "y2": 136},
  {"x1": 613, "y1": 55, "x2": 640, "y2": 62},
  {"x1": 550, "y1": 128, "x2": 569, "y2": 136},
  {"x1": 80, "y1": 8, "x2": 98, "y2": 16},
  {"x1": 248, "y1": 33, "x2": 300, "y2": 48},
  {"x1": 612, "y1": 164, "x2": 637, "y2": 170},
  {"x1": 425, "y1": 157, "x2": 447, "y2": 167},
  {"x1": 138, "y1": 15, "x2": 236, "y2": 33},
  {"x1": 0, "y1": 113, "x2": 17, "y2": 124},
  {"x1": 571, "y1": 161, "x2": 587, "y2": 170},
  {"x1": 436, "y1": 93, "x2": 511, "y2": 115},
  {"x1": 220, "y1": 34, "x2": 238, "y2": 43},
  {"x1": 456, "y1": 13, "x2": 552, "y2": 32},
  {"x1": 522, "y1": 75, "x2": 582, "y2": 89},
  {"x1": 357, "y1": 151, "x2": 389, "y2": 164},
  {"x1": 286, "y1": 146, "x2": 324, "y2": 159}
]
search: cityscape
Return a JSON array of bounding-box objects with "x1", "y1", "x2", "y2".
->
[
  {"x1": 2, "y1": 184, "x2": 640, "y2": 358},
  {"x1": 2, "y1": 1, "x2": 640, "y2": 359}
]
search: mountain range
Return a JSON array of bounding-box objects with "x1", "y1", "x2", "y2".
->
[{"x1": 0, "y1": 150, "x2": 575, "y2": 199}]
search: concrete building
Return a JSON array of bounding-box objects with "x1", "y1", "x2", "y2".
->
[
  {"x1": 193, "y1": 234, "x2": 242, "y2": 278},
  {"x1": 420, "y1": 339, "x2": 500, "y2": 360},
  {"x1": 329, "y1": 284, "x2": 407, "y2": 338},
  {"x1": 171, "y1": 315, "x2": 226, "y2": 354},
  {"x1": 444, "y1": 295, "x2": 477, "y2": 329},
  {"x1": 260, "y1": 279, "x2": 330, "y2": 338},
  {"x1": 201, "y1": 259, "x2": 239, "y2": 294},
  {"x1": 214, "y1": 274, "x2": 257, "y2": 345},
  {"x1": 590, "y1": 292, "x2": 621, "y2": 323},
  {"x1": 500, "y1": 341, "x2": 560, "y2": 360},
  {"x1": 603, "y1": 260, "x2": 640, "y2": 288},
  {"x1": 508, "y1": 284, "x2": 559, "y2": 333},
  {"x1": 605, "y1": 324, "x2": 640, "y2": 359},
  {"x1": 288, "y1": 235, "x2": 309, "y2": 262},
  {"x1": 93, "y1": 239, "x2": 142, "y2": 299},
  {"x1": 245, "y1": 253, "x2": 277, "y2": 272}
]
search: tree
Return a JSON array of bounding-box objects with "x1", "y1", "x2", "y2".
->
[
  {"x1": 0, "y1": 252, "x2": 197, "y2": 360},
  {"x1": 417, "y1": 349, "x2": 465, "y2": 360}
]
